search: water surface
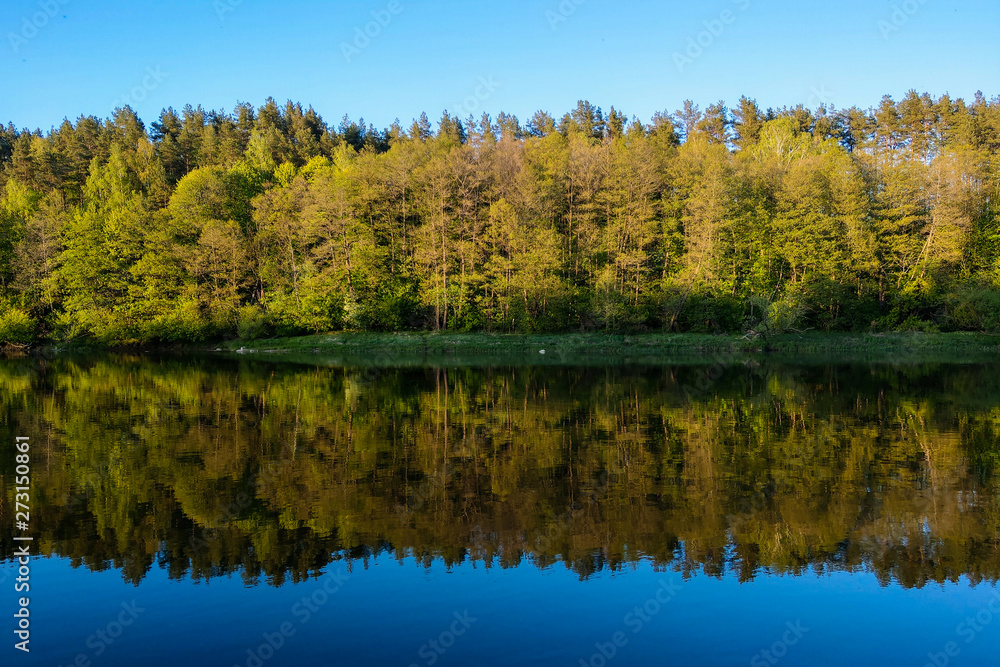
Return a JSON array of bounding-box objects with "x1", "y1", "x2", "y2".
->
[{"x1": 2, "y1": 354, "x2": 999, "y2": 665}]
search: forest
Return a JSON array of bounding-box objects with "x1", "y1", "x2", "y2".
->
[{"x1": 0, "y1": 91, "x2": 998, "y2": 344}]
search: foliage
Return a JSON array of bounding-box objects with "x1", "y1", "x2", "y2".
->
[
  {"x1": 1, "y1": 91, "x2": 999, "y2": 342},
  {"x1": 0, "y1": 307, "x2": 34, "y2": 344}
]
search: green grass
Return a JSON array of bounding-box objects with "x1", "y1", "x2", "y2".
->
[{"x1": 208, "y1": 331, "x2": 1000, "y2": 366}]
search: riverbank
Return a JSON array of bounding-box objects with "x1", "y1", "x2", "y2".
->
[{"x1": 206, "y1": 331, "x2": 1000, "y2": 366}]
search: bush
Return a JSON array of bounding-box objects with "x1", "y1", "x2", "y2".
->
[
  {"x1": 675, "y1": 293, "x2": 744, "y2": 333},
  {"x1": 739, "y1": 294, "x2": 807, "y2": 336},
  {"x1": 946, "y1": 287, "x2": 1000, "y2": 332},
  {"x1": 766, "y1": 297, "x2": 807, "y2": 333},
  {"x1": 0, "y1": 308, "x2": 36, "y2": 345},
  {"x1": 236, "y1": 305, "x2": 270, "y2": 340},
  {"x1": 896, "y1": 314, "x2": 940, "y2": 333},
  {"x1": 144, "y1": 301, "x2": 211, "y2": 343},
  {"x1": 351, "y1": 281, "x2": 421, "y2": 332},
  {"x1": 262, "y1": 286, "x2": 346, "y2": 336}
]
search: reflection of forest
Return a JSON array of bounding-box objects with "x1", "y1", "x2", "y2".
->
[{"x1": 1, "y1": 355, "x2": 998, "y2": 588}]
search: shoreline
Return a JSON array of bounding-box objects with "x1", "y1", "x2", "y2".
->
[
  {"x1": 201, "y1": 331, "x2": 1000, "y2": 365},
  {"x1": 8, "y1": 331, "x2": 1000, "y2": 366}
]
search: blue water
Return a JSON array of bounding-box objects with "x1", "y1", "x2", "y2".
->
[
  {"x1": 4, "y1": 357, "x2": 1000, "y2": 665},
  {"x1": 6, "y1": 555, "x2": 998, "y2": 666}
]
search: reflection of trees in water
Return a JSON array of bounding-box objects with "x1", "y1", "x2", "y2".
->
[{"x1": 0, "y1": 355, "x2": 998, "y2": 588}]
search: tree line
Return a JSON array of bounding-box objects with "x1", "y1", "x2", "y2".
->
[{"x1": 0, "y1": 91, "x2": 998, "y2": 343}]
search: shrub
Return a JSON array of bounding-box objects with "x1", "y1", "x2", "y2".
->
[
  {"x1": 676, "y1": 293, "x2": 745, "y2": 333},
  {"x1": 766, "y1": 297, "x2": 807, "y2": 333},
  {"x1": 145, "y1": 301, "x2": 211, "y2": 343},
  {"x1": 0, "y1": 308, "x2": 36, "y2": 345},
  {"x1": 946, "y1": 287, "x2": 1000, "y2": 332},
  {"x1": 236, "y1": 305, "x2": 270, "y2": 340}
]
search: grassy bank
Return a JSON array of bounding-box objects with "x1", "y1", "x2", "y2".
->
[{"x1": 209, "y1": 331, "x2": 1000, "y2": 366}]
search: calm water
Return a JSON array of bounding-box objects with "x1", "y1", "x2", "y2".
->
[{"x1": 2, "y1": 354, "x2": 999, "y2": 666}]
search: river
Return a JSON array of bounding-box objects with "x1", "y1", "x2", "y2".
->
[{"x1": 2, "y1": 353, "x2": 998, "y2": 665}]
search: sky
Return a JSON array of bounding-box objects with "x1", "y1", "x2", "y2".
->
[{"x1": 1, "y1": 0, "x2": 998, "y2": 133}]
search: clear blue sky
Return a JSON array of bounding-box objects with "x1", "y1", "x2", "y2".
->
[{"x1": 2, "y1": 0, "x2": 998, "y2": 132}]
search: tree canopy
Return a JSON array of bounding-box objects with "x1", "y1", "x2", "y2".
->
[{"x1": 1, "y1": 91, "x2": 999, "y2": 344}]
